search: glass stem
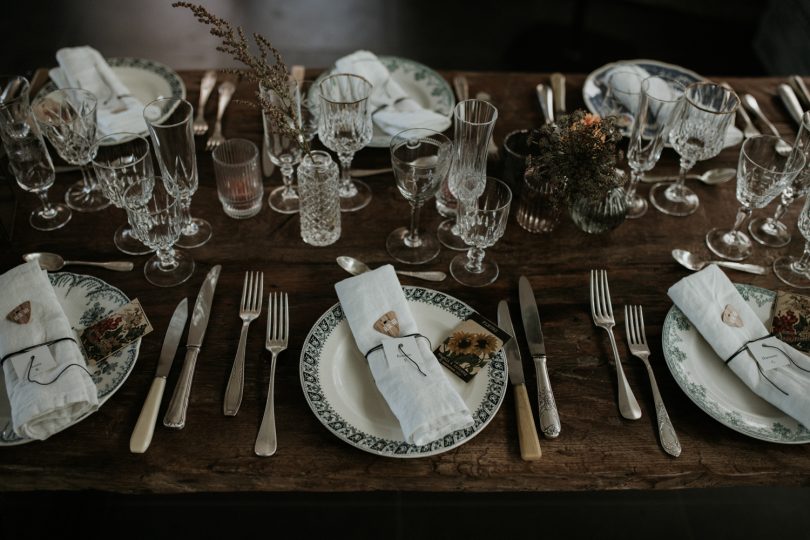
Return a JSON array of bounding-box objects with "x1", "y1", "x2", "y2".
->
[
  {"x1": 674, "y1": 158, "x2": 695, "y2": 192},
  {"x1": 626, "y1": 169, "x2": 641, "y2": 200},
  {"x1": 792, "y1": 241, "x2": 810, "y2": 275},
  {"x1": 281, "y1": 164, "x2": 297, "y2": 198},
  {"x1": 337, "y1": 152, "x2": 358, "y2": 198},
  {"x1": 155, "y1": 247, "x2": 179, "y2": 271},
  {"x1": 405, "y1": 202, "x2": 423, "y2": 248},
  {"x1": 464, "y1": 247, "x2": 486, "y2": 274},
  {"x1": 180, "y1": 197, "x2": 198, "y2": 235},
  {"x1": 452, "y1": 198, "x2": 469, "y2": 236},
  {"x1": 80, "y1": 165, "x2": 98, "y2": 191},
  {"x1": 37, "y1": 191, "x2": 57, "y2": 219},
  {"x1": 771, "y1": 189, "x2": 795, "y2": 224},
  {"x1": 729, "y1": 205, "x2": 751, "y2": 238}
]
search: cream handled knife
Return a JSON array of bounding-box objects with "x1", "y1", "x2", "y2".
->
[
  {"x1": 497, "y1": 300, "x2": 542, "y2": 460},
  {"x1": 130, "y1": 297, "x2": 188, "y2": 453},
  {"x1": 550, "y1": 72, "x2": 566, "y2": 117},
  {"x1": 164, "y1": 265, "x2": 222, "y2": 429},
  {"x1": 518, "y1": 275, "x2": 561, "y2": 438}
]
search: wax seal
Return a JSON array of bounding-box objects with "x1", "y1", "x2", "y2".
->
[
  {"x1": 7, "y1": 301, "x2": 31, "y2": 325},
  {"x1": 722, "y1": 304, "x2": 743, "y2": 328},
  {"x1": 373, "y1": 311, "x2": 400, "y2": 337}
]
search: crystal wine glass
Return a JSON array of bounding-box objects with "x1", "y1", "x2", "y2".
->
[
  {"x1": 317, "y1": 73, "x2": 373, "y2": 212},
  {"x1": 263, "y1": 79, "x2": 303, "y2": 214},
  {"x1": 774, "y1": 195, "x2": 810, "y2": 288},
  {"x1": 32, "y1": 88, "x2": 109, "y2": 212},
  {"x1": 650, "y1": 82, "x2": 739, "y2": 216},
  {"x1": 706, "y1": 135, "x2": 805, "y2": 261},
  {"x1": 0, "y1": 76, "x2": 71, "y2": 230},
  {"x1": 91, "y1": 133, "x2": 153, "y2": 254},
  {"x1": 123, "y1": 176, "x2": 194, "y2": 287},
  {"x1": 387, "y1": 128, "x2": 453, "y2": 264},
  {"x1": 144, "y1": 97, "x2": 212, "y2": 248},
  {"x1": 450, "y1": 176, "x2": 512, "y2": 287}
]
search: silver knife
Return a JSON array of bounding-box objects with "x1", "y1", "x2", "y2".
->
[
  {"x1": 163, "y1": 265, "x2": 222, "y2": 429},
  {"x1": 550, "y1": 72, "x2": 566, "y2": 117},
  {"x1": 497, "y1": 300, "x2": 542, "y2": 461},
  {"x1": 518, "y1": 275, "x2": 561, "y2": 438},
  {"x1": 778, "y1": 83, "x2": 804, "y2": 126},
  {"x1": 453, "y1": 75, "x2": 469, "y2": 102},
  {"x1": 790, "y1": 75, "x2": 810, "y2": 109},
  {"x1": 130, "y1": 297, "x2": 188, "y2": 453},
  {"x1": 535, "y1": 83, "x2": 553, "y2": 125}
]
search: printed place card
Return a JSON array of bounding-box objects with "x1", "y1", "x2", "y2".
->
[{"x1": 434, "y1": 312, "x2": 511, "y2": 382}]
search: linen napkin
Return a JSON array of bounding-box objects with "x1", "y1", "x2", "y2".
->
[
  {"x1": 668, "y1": 264, "x2": 810, "y2": 428},
  {"x1": 0, "y1": 261, "x2": 98, "y2": 440},
  {"x1": 334, "y1": 50, "x2": 452, "y2": 136},
  {"x1": 49, "y1": 46, "x2": 146, "y2": 140},
  {"x1": 334, "y1": 265, "x2": 474, "y2": 445}
]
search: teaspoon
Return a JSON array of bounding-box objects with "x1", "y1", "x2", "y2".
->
[
  {"x1": 671, "y1": 249, "x2": 766, "y2": 275},
  {"x1": 336, "y1": 256, "x2": 446, "y2": 282},
  {"x1": 741, "y1": 94, "x2": 793, "y2": 156},
  {"x1": 23, "y1": 252, "x2": 134, "y2": 272}
]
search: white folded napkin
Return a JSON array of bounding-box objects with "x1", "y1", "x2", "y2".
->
[
  {"x1": 50, "y1": 46, "x2": 146, "y2": 140},
  {"x1": 668, "y1": 264, "x2": 810, "y2": 428},
  {"x1": 334, "y1": 50, "x2": 451, "y2": 136},
  {"x1": 0, "y1": 261, "x2": 98, "y2": 440},
  {"x1": 334, "y1": 265, "x2": 473, "y2": 445}
]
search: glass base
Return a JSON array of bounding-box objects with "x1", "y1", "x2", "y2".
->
[
  {"x1": 450, "y1": 253, "x2": 498, "y2": 287},
  {"x1": 437, "y1": 219, "x2": 468, "y2": 251},
  {"x1": 650, "y1": 182, "x2": 699, "y2": 216},
  {"x1": 706, "y1": 228, "x2": 752, "y2": 261},
  {"x1": 114, "y1": 223, "x2": 151, "y2": 255},
  {"x1": 625, "y1": 192, "x2": 648, "y2": 219},
  {"x1": 268, "y1": 185, "x2": 300, "y2": 214},
  {"x1": 176, "y1": 218, "x2": 212, "y2": 249},
  {"x1": 144, "y1": 249, "x2": 195, "y2": 287},
  {"x1": 386, "y1": 227, "x2": 440, "y2": 265},
  {"x1": 774, "y1": 256, "x2": 810, "y2": 288},
  {"x1": 30, "y1": 203, "x2": 71, "y2": 231},
  {"x1": 65, "y1": 179, "x2": 110, "y2": 212},
  {"x1": 749, "y1": 217, "x2": 791, "y2": 248},
  {"x1": 339, "y1": 179, "x2": 372, "y2": 212}
]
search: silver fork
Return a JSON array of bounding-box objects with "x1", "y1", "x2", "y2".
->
[
  {"x1": 255, "y1": 291, "x2": 289, "y2": 456},
  {"x1": 625, "y1": 305, "x2": 682, "y2": 457},
  {"x1": 206, "y1": 80, "x2": 236, "y2": 151},
  {"x1": 193, "y1": 70, "x2": 217, "y2": 136},
  {"x1": 223, "y1": 271, "x2": 264, "y2": 416},
  {"x1": 589, "y1": 269, "x2": 642, "y2": 420}
]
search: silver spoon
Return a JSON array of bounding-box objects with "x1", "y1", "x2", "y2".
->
[
  {"x1": 671, "y1": 249, "x2": 766, "y2": 275},
  {"x1": 741, "y1": 94, "x2": 793, "y2": 156},
  {"x1": 23, "y1": 252, "x2": 134, "y2": 272},
  {"x1": 336, "y1": 256, "x2": 446, "y2": 282},
  {"x1": 641, "y1": 168, "x2": 736, "y2": 185}
]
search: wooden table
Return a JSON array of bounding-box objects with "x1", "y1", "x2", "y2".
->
[{"x1": 1, "y1": 69, "x2": 809, "y2": 502}]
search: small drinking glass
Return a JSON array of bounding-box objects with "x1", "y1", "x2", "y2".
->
[
  {"x1": 33, "y1": 88, "x2": 109, "y2": 212},
  {"x1": 450, "y1": 176, "x2": 512, "y2": 287},
  {"x1": 0, "y1": 76, "x2": 71, "y2": 231},
  {"x1": 262, "y1": 79, "x2": 303, "y2": 214},
  {"x1": 774, "y1": 195, "x2": 810, "y2": 288},
  {"x1": 387, "y1": 128, "x2": 453, "y2": 264},
  {"x1": 318, "y1": 73, "x2": 373, "y2": 212},
  {"x1": 91, "y1": 133, "x2": 153, "y2": 254},
  {"x1": 706, "y1": 135, "x2": 805, "y2": 261},
  {"x1": 123, "y1": 176, "x2": 194, "y2": 287},
  {"x1": 144, "y1": 97, "x2": 212, "y2": 248},
  {"x1": 212, "y1": 138, "x2": 263, "y2": 219},
  {"x1": 650, "y1": 82, "x2": 739, "y2": 216}
]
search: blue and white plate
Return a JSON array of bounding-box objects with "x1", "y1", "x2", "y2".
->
[{"x1": 300, "y1": 286, "x2": 507, "y2": 458}]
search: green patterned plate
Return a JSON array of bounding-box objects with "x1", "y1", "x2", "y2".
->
[
  {"x1": 0, "y1": 272, "x2": 140, "y2": 445},
  {"x1": 662, "y1": 283, "x2": 810, "y2": 443},
  {"x1": 300, "y1": 286, "x2": 507, "y2": 457}
]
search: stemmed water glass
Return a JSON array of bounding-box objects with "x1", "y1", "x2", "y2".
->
[
  {"x1": 318, "y1": 73, "x2": 373, "y2": 212},
  {"x1": 650, "y1": 82, "x2": 739, "y2": 216},
  {"x1": 387, "y1": 128, "x2": 453, "y2": 264},
  {"x1": 774, "y1": 195, "x2": 810, "y2": 288},
  {"x1": 91, "y1": 133, "x2": 153, "y2": 254},
  {"x1": 123, "y1": 176, "x2": 194, "y2": 287},
  {"x1": 706, "y1": 135, "x2": 805, "y2": 261},
  {"x1": 450, "y1": 176, "x2": 512, "y2": 287},
  {"x1": 144, "y1": 98, "x2": 212, "y2": 248},
  {"x1": 33, "y1": 88, "x2": 109, "y2": 212},
  {"x1": 0, "y1": 75, "x2": 71, "y2": 230},
  {"x1": 263, "y1": 79, "x2": 303, "y2": 214}
]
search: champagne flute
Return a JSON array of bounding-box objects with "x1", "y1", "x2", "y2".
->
[{"x1": 263, "y1": 78, "x2": 303, "y2": 214}]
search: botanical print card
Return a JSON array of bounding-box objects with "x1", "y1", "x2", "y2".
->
[
  {"x1": 435, "y1": 312, "x2": 511, "y2": 382},
  {"x1": 79, "y1": 299, "x2": 152, "y2": 366}
]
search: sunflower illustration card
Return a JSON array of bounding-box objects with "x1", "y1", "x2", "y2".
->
[
  {"x1": 435, "y1": 312, "x2": 511, "y2": 382},
  {"x1": 772, "y1": 290, "x2": 810, "y2": 353}
]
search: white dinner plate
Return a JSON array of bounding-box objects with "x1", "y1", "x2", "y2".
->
[
  {"x1": 300, "y1": 286, "x2": 507, "y2": 457},
  {"x1": 662, "y1": 283, "x2": 810, "y2": 443},
  {"x1": 311, "y1": 55, "x2": 455, "y2": 148},
  {"x1": 583, "y1": 58, "x2": 743, "y2": 148},
  {"x1": 0, "y1": 272, "x2": 141, "y2": 446}
]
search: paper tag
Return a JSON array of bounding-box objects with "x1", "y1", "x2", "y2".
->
[
  {"x1": 434, "y1": 312, "x2": 512, "y2": 382},
  {"x1": 10, "y1": 344, "x2": 58, "y2": 380},
  {"x1": 381, "y1": 336, "x2": 422, "y2": 372},
  {"x1": 748, "y1": 336, "x2": 795, "y2": 371},
  {"x1": 79, "y1": 299, "x2": 153, "y2": 366}
]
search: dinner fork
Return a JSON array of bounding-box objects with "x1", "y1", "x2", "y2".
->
[
  {"x1": 625, "y1": 305, "x2": 682, "y2": 457},
  {"x1": 206, "y1": 80, "x2": 236, "y2": 151},
  {"x1": 193, "y1": 70, "x2": 217, "y2": 135},
  {"x1": 255, "y1": 291, "x2": 288, "y2": 456},
  {"x1": 589, "y1": 269, "x2": 642, "y2": 420},
  {"x1": 223, "y1": 271, "x2": 264, "y2": 416}
]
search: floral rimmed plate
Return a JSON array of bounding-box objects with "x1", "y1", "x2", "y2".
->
[
  {"x1": 662, "y1": 283, "x2": 810, "y2": 444},
  {"x1": 300, "y1": 286, "x2": 507, "y2": 458},
  {"x1": 0, "y1": 272, "x2": 140, "y2": 446}
]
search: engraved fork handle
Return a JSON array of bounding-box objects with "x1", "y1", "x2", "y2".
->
[
  {"x1": 255, "y1": 351, "x2": 279, "y2": 456},
  {"x1": 163, "y1": 347, "x2": 200, "y2": 429},
  {"x1": 531, "y1": 354, "x2": 560, "y2": 438},
  {"x1": 639, "y1": 355, "x2": 682, "y2": 457},
  {"x1": 196, "y1": 71, "x2": 217, "y2": 120},
  {"x1": 604, "y1": 327, "x2": 642, "y2": 420},
  {"x1": 223, "y1": 321, "x2": 250, "y2": 416},
  {"x1": 213, "y1": 83, "x2": 235, "y2": 134}
]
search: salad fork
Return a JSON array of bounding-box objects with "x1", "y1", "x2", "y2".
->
[
  {"x1": 255, "y1": 291, "x2": 288, "y2": 457},
  {"x1": 589, "y1": 269, "x2": 642, "y2": 420},
  {"x1": 223, "y1": 271, "x2": 264, "y2": 416},
  {"x1": 206, "y1": 80, "x2": 236, "y2": 151},
  {"x1": 193, "y1": 70, "x2": 217, "y2": 136},
  {"x1": 625, "y1": 305, "x2": 682, "y2": 457}
]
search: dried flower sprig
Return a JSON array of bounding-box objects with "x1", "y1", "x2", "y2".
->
[{"x1": 172, "y1": 2, "x2": 308, "y2": 154}]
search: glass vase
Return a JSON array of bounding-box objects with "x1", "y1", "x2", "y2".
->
[
  {"x1": 297, "y1": 150, "x2": 341, "y2": 246},
  {"x1": 569, "y1": 186, "x2": 628, "y2": 234}
]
